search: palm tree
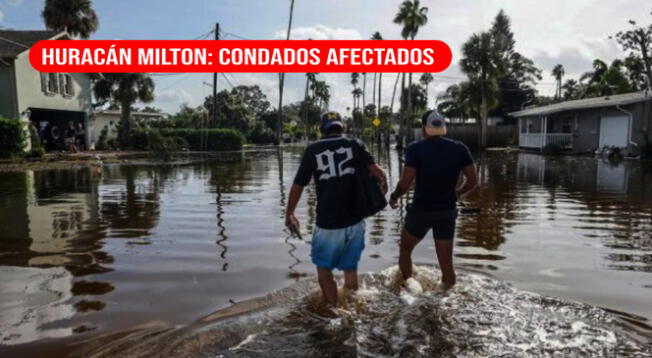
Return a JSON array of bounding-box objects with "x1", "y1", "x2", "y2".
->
[
  {"x1": 362, "y1": 73, "x2": 367, "y2": 111},
  {"x1": 277, "y1": 0, "x2": 295, "y2": 144},
  {"x1": 371, "y1": 32, "x2": 384, "y2": 119},
  {"x1": 393, "y1": 0, "x2": 428, "y2": 145},
  {"x1": 552, "y1": 64, "x2": 565, "y2": 99},
  {"x1": 580, "y1": 59, "x2": 632, "y2": 97},
  {"x1": 351, "y1": 72, "x2": 360, "y2": 109},
  {"x1": 312, "y1": 81, "x2": 330, "y2": 110},
  {"x1": 561, "y1": 79, "x2": 580, "y2": 100},
  {"x1": 460, "y1": 31, "x2": 500, "y2": 149},
  {"x1": 93, "y1": 73, "x2": 155, "y2": 147},
  {"x1": 42, "y1": 0, "x2": 99, "y2": 39},
  {"x1": 302, "y1": 72, "x2": 317, "y2": 140},
  {"x1": 420, "y1": 73, "x2": 434, "y2": 104}
]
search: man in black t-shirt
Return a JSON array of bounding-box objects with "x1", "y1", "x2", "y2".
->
[
  {"x1": 286, "y1": 112, "x2": 387, "y2": 306},
  {"x1": 389, "y1": 110, "x2": 478, "y2": 288}
]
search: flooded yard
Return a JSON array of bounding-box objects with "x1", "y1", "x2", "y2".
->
[{"x1": 1, "y1": 148, "x2": 651, "y2": 357}]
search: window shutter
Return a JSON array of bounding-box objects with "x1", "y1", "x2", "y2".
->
[
  {"x1": 68, "y1": 75, "x2": 75, "y2": 96},
  {"x1": 58, "y1": 74, "x2": 65, "y2": 95},
  {"x1": 40, "y1": 73, "x2": 47, "y2": 93}
]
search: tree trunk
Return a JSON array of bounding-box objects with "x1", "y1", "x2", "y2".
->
[
  {"x1": 372, "y1": 73, "x2": 377, "y2": 116},
  {"x1": 480, "y1": 85, "x2": 488, "y2": 150},
  {"x1": 407, "y1": 72, "x2": 413, "y2": 143},
  {"x1": 303, "y1": 76, "x2": 310, "y2": 141},
  {"x1": 362, "y1": 73, "x2": 367, "y2": 110},
  {"x1": 120, "y1": 102, "x2": 131, "y2": 148},
  {"x1": 398, "y1": 73, "x2": 406, "y2": 148}
]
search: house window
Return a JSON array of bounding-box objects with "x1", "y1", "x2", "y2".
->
[
  {"x1": 39, "y1": 73, "x2": 74, "y2": 97},
  {"x1": 562, "y1": 117, "x2": 572, "y2": 133},
  {"x1": 60, "y1": 74, "x2": 75, "y2": 97},
  {"x1": 47, "y1": 73, "x2": 59, "y2": 94}
]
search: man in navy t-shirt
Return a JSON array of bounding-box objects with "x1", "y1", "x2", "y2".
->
[
  {"x1": 389, "y1": 110, "x2": 478, "y2": 287},
  {"x1": 286, "y1": 111, "x2": 388, "y2": 306}
]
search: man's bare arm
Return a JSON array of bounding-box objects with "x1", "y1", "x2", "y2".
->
[
  {"x1": 389, "y1": 166, "x2": 416, "y2": 208},
  {"x1": 368, "y1": 163, "x2": 388, "y2": 194},
  {"x1": 456, "y1": 164, "x2": 478, "y2": 199},
  {"x1": 285, "y1": 184, "x2": 304, "y2": 229}
]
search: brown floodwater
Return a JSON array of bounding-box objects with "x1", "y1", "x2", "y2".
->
[{"x1": 0, "y1": 148, "x2": 651, "y2": 357}]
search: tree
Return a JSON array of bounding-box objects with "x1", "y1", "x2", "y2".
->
[
  {"x1": 437, "y1": 82, "x2": 480, "y2": 122},
  {"x1": 613, "y1": 16, "x2": 652, "y2": 89},
  {"x1": 419, "y1": 73, "x2": 434, "y2": 102},
  {"x1": 350, "y1": 72, "x2": 360, "y2": 112},
  {"x1": 623, "y1": 54, "x2": 649, "y2": 90},
  {"x1": 561, "y1": 79, "x2": 581, "y2": 100},
  {"x1": 489, "y1": 10, "x2": 541, "y2": 120},
  {"x1": 230, "y1": 85, "x2": 270, "y2": 118},
  {"x1": 580, "y1": 59, "x2": 632, "y2": 97},
  {"x1": 460, "y1": 31, "x2": 501, "y2": 149},
  {"x1": 93, "y1": 73, "x2": 155, "y2": 147},
  {"x1": 371, "y1": 32, "x2": 384, "y2": 119},
  {"x1": 204, "y1": 90, "x2": 254, "y2": 134},
  {"x1": 42, "y1": 0, "x2": 98, "y2": 39},
  {"x1": 311, "y1": 80, "x2": 330, "y2": 110},
  {"x1": 394, "y1": 0, "x2": 428, "y2": 145},
  {"x1": 552, "y1": 64, "x2": 565, "y2": 99}
]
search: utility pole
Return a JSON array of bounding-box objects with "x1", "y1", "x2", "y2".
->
[
  {"x1": 212, "y1": 22, "x2": 219, "y2": 127},
  {"x1": 277, "y1": 0, "x2": 295, "y2": 145}
]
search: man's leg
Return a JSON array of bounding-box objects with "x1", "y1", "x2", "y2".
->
[
  {"x1": 399, "y1": 229, "x2": 421, "y2": 280},
  {"x1": 343, "y1": 270, "x2": 358, "y2": 291},
  {"x1": 434, "y1": 239, "x2": 455, "y2": 286},
  {"x1": 317, "y1": 267, "x2": 338, "y2": 305}
]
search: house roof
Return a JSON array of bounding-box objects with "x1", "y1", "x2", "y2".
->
[
  {"x1": 510, "y1": 91, "x2": 652, "y2": 117},
  {"x1": 0, "y1": 30, "x2": 65, "y2": 58}
]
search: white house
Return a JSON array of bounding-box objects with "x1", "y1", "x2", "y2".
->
[
  {"x1": 91, "y1": 110, "x2": 168, "y2": 149},
  {"x1": 0, "y1": 30, "x2": 92, "y2": 151}
]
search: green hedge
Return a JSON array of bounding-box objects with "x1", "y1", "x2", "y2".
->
[
  {"x1": 0, "y1": 117, "x2": 26, "y2": 158},
  {"x1": 129, "y1": 128, "x2": 245, "y2": 151},
  {"x1": 160, "y1": 128, "x2": 245, "y2": 151}
]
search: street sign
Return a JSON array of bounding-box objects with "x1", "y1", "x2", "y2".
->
[{"x1": 372, "y1": 118, "x2": 381, "y2": 127}]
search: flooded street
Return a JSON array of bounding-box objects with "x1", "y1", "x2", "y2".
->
[{"x1": 1, "y1": 148, "x2": 651, "y2": 357}]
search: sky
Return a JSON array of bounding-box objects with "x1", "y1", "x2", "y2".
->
[{"x1": 1, "y1": 0, "x2": 650, "y2": 115}]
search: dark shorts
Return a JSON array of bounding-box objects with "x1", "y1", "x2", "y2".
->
[{"x1": 404, "y1": 205, "x2": 458, "y2": 240}]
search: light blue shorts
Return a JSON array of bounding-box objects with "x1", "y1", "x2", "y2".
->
[{"x1": 311, "y1": 221, "x2": 365, "y2": 271}]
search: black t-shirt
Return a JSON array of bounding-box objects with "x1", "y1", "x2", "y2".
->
[
  {"x1": 293, "y1": 135, "x2": 375, "y2": 229},
  {"x1": 405, "y1": 137, "x2": 474, "y2": 211}
]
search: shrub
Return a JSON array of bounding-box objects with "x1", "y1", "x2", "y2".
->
[
  {"x1": 0, "y1": 117, "x2": 26, "y2": 158},
  {"x1": 160, "y1": 128, "x2": 245, "y2": 151},
  {"x1": 146, "y1": 129, "x2": 186, "y2": 161},
  {"x1": 28, "y1": 123, "x2": 45, "y2": 158},
  {"x1": 542, "y1": 143, "x2": 564, "y2": 156},
  {"x1": 249, "y1": 123, "x2": 276, "y2": 144},
  {"x1": 96, "y1": 125, "x2": 109, "y2": 150}
]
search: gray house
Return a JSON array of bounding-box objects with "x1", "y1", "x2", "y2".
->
[
  {"x1": 0, "y1": 30, "x2": 92, "y2": 151},
  {"x1": 511, "y1": 91, "x2": 652, "y2": 154}
]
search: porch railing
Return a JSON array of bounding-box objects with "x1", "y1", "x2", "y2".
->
[{"x1": 519, "y1": 133, "x2": 573, "y2": 149}]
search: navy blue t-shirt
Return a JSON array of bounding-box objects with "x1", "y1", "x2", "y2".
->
[
  {"x1": 293, "y1": 136, "x2": 375, "y2": 229},
  {"x1": 405, "y1": 137, "x2": 474, "y2": 211}
]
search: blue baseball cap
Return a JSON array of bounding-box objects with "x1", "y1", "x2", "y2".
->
[{"x1": 320, "y1": 111, "x2": 344, "y2": 131}]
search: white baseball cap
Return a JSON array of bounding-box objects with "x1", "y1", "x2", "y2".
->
[{"x1": 422, "y1": 110, "x2": 447, "y2": 136}]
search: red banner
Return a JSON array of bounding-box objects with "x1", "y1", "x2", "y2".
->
[{"x1": 29, "y1": 40, "x2": 452, "y2": 73}]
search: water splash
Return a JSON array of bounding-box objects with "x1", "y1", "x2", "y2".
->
[{"x1": 86, "y1": 266, "x2": 652, "y2": 358}]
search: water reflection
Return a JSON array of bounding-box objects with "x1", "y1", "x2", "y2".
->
[{"x1": 0, "y1": 150, "x2": 651, "y2": 357}]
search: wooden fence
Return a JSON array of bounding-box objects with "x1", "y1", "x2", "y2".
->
[{"x1": 413, "y1": 125, "x2": 518, "y2": 149}]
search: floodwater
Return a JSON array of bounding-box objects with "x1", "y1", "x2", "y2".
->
[{"x1": 0, "y1": 148, "x2": 651, "y2": 357}]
